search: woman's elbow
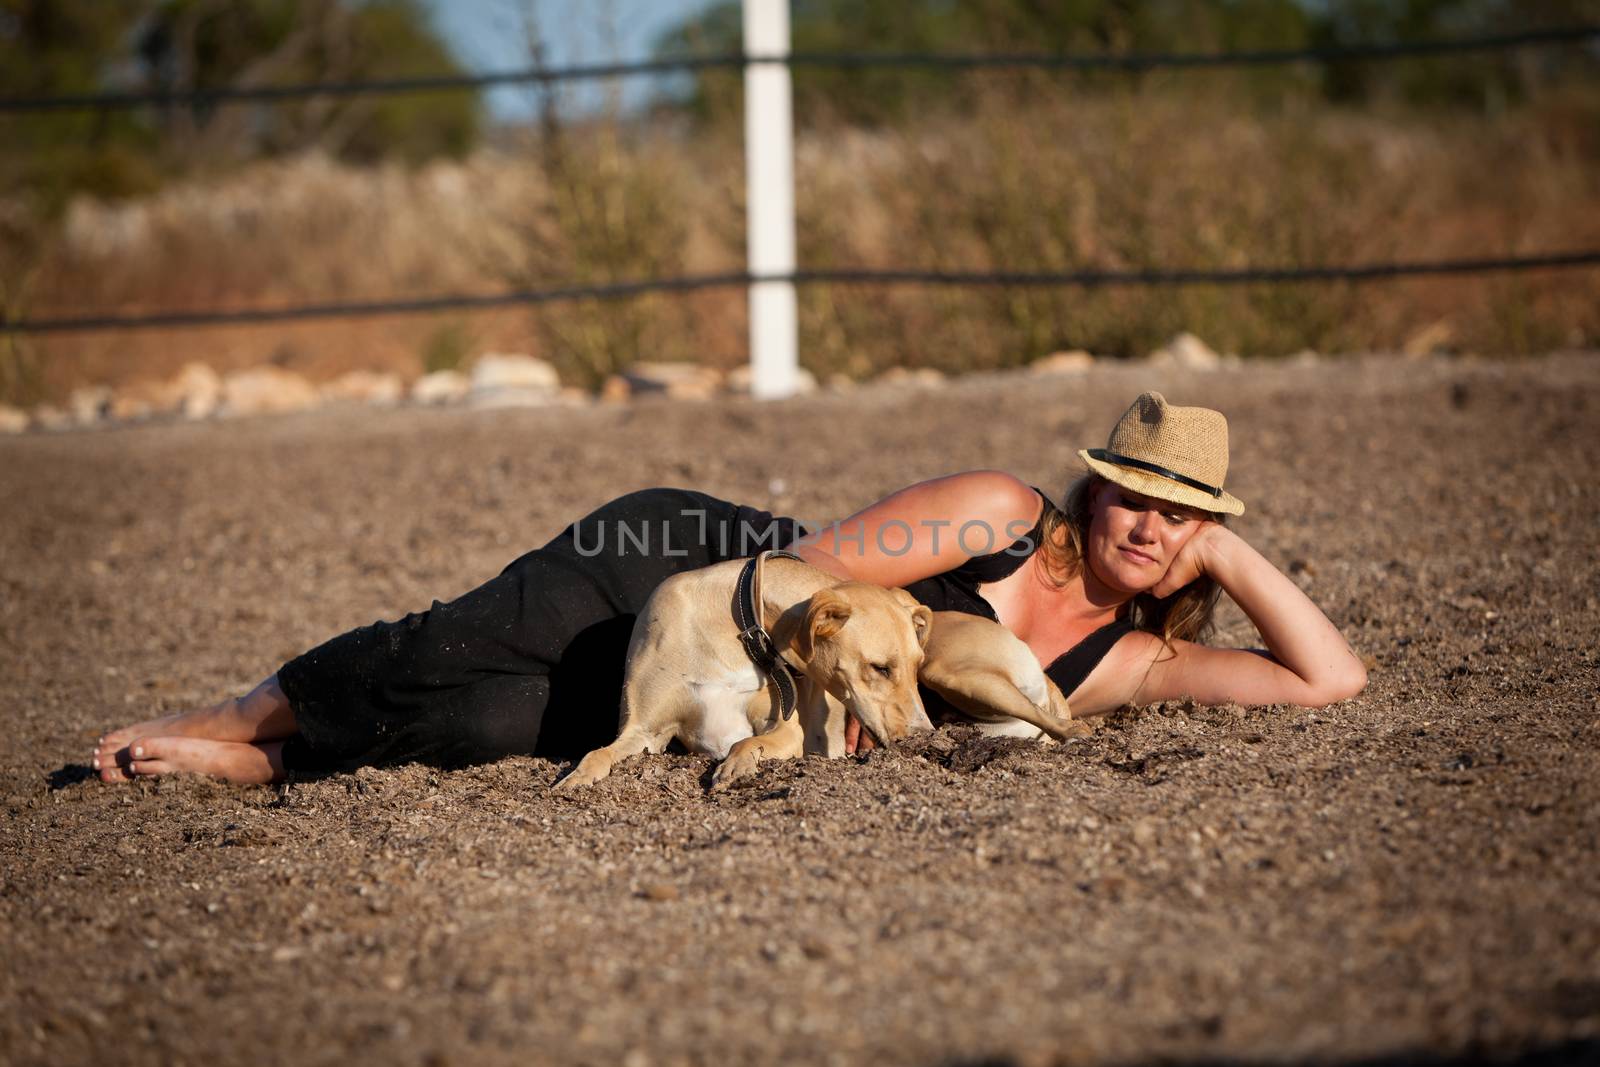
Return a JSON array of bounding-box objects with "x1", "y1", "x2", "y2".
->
[{"x1": 1301, "y1": 660, "x2": 1368, "y2": 708}]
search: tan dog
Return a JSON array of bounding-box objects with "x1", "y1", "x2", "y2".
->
[
  {"x1": 918, "y1": 612, "x2": 1091, "y2": 741},
  {"x1": 555, "y1": 554, "x2": 934, "y2": 792}
]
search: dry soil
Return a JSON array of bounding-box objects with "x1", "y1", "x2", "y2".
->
[{"x1": 2, "y1": 355, "x2": 1597, "y2": 1067}]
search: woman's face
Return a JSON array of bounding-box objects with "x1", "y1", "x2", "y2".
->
[{"x1": 1085, "y1": 480, "x2": 1209, "y2": 595}]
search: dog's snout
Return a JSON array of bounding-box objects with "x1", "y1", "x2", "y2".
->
[
  {"x1": 904, "y1": 688, "x2": 932, "y2": 734},
  {"x1": 888, "y1": 694, "x2": 933, "y2": 738},
  {"x1": 850, "y1": 690, "x2": 932, "y2": 748}
]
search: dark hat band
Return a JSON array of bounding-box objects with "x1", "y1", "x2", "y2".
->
[{"x1": 1087, "y1": 449, "x2": 1224, "y2": 499}]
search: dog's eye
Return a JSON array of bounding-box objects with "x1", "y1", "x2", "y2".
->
[{"x1": 872, "y1": 663, "x2": 893, "y2": 678}]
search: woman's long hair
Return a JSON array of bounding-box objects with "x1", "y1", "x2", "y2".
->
[{"x1": 1036, "y1": 474, "x2": 1224, "y2": 646}]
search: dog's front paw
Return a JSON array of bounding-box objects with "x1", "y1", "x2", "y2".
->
[
  {"x1": 710, "y1": 741, "x2": 764, "y2": 792},
  {"x1": 553, "y1": 752, "x2": 612, "y2": 792},
  {"x1": 552, "y1": 770, "x2": 594, "y2": 793}
]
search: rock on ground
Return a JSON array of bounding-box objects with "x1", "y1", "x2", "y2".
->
[
  {"x1": 1030, "y1": 349, "x2": 1096, "y2": 375},
  {"x1": 172, "y1": 362, "x2": 223, "y2": 420},
  {"x1": 410, "y1": 369, "x2": 470, "y2": 405},
  {"x1": 67, "y1": 385, "x2": 111, "y2": 426},
  {"x1": 467, "y1": 353, "x2": 563, "y2": 409},
  {"x1": 220, "y1": 366, "x2": 321, "y2": 417},
  {"x1": 469, "y1": 353, "x2": 561, "y2": 393},
  {"x1": 321, "y1": 370, "x2": 404, "y2": 406},
  {"x1": 875, "y1": 365, "x2": 946, "y2": 387},
  {"x1": 1148, "y1": 331, "x2": 1222, "y2": 369},
  {"x1": 615, "y1": 361, "x2": 724, "y2": 401}
]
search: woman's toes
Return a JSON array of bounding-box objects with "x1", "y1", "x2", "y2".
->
[
  {"x1": 108, "y1": 736, "x2": 279, "y2": 784},
  {"x1": 99, "y1": 744, "x2": 133, "y2": 779},
  {"x1": 127, "y1": 737, "x2": 208, "y2": 778},
  {"x1": 93, "y1": 743, "x2": 134, "y2": 782},
  {"x1": 94, "y1": 732, "x2": 130, "y2": 765},
  {"x1": 128, "y1": 740, "x2": 172, "y2": 776},
  {"x1": 128, "y1": 758, "x2": 175, "y2": 776}
]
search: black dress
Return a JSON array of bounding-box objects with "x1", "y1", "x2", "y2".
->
[
  {"x1": 276, "y1": 486, "x2": 1129, "y2": 773},
  {"x1": 902, "y1": 486, "x2": 1133, "y2": 722}
]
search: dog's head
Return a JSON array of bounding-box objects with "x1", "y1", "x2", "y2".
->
[{"x1": 795, "y1": 583, "x2": 933, "y2": 747}]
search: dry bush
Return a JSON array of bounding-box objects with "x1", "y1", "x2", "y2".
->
[
  {"x1": 471, "y1": 122, "x2": 745, "y2": 388},
  {"x1": 8, "y1": 88, "x2": 1598, "y2": 402},
  {"x1": 795, "y1": 84, "x2": 1600, "y2": 371}
]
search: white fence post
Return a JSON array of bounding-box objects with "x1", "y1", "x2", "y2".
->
[{"x1": 743, "y1": 0, "x2": 799, "y2": 400}]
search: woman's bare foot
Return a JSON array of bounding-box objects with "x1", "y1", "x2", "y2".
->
[
  {"x1": 95, "y1": 706, "x2": 228, "y2": 781},
  {"x1": 95, "y1": 675, "x2": 296, "y2": 782},
  {"x1": 125, "y1": 737, "x2": 285, "y2": 784}
]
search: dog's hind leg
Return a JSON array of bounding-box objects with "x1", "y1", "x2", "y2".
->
[
  {"x1": 921, "y1": 666, "x2": 1090, "y2": 741},
  {"x1": 1042, "y1": 678, "x2": 1083, "y2": 736}
]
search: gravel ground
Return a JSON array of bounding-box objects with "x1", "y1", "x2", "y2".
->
[{"x1": 2, "y1": 354, "x2": 1598, "y2": 1067}]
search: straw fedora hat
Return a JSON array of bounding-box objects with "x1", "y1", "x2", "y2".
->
[{"x1": 1078, "y1": 392, "x2": 1245, "y2": 516}]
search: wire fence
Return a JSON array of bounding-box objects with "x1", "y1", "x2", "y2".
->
[
  {"x1": 12, "y1": 254, "x2": 1600, "y2": 337},
  {"x1": 3, "y1": 23, "x2": 1598, "y2": 338},
  {"x1": 2, "y1": 25, "x2": 1595, "y2": 111}
]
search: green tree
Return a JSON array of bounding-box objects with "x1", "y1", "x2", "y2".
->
[
  {"x1": 0, "y1": 1, "x2": 164, "y2": 202},
  {"x1": 134, "y1": 0, "x2": 479, "y2": 164},
  {"x1": 0, "y1": 0, "x2": 479, "y2": 206},
  {"x1": 653, "y1": 0, "x2": 1596, "y2": 123},
  {"x1": 655, "y1": 0, "x2": 1320, "y2": 126},
  {"x1": 1313, "y1": 0, "x2": 1600, "y2": 108}
]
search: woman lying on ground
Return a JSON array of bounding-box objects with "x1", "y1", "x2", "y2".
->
[{"x1": 92, "y1": 392, "x2": 1367, "y2": 784}]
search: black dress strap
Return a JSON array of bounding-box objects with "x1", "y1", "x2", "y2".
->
[
  {"x1": 905, "y1": 483, "x2": 1138, "y2": 708},
  {"x1": 947, "y1": 486, "x2": 1054, "y2": 585},
  {"x1": 1045, "y1": 617, "x2": 1134, "y2": 698}
]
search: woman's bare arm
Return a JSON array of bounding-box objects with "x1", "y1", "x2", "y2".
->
[
  {"x1": 1133, "y1": 525, "x2": 1368, "y2": 708},
  {"x1": 787, "y1": 470, "x2": 1043, "y2": 586}
]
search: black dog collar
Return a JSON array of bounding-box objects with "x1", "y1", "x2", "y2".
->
[{"x1": 733, "y1": 550, "x2": 806, "y2": 721}]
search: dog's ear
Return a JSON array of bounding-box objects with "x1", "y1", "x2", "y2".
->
[
  {"x1": 909, "y1": 604, "x2": 933, "y2": 650},
  {"x1": 798, "y1": 589, "x2": 853, "y2": 661}
]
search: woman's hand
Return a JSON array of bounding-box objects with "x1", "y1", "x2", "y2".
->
[
  {"x1": 1131, "y1": 522, "x2": 1369, "y2": 709},
  {"x1": 1150, "y1": 521, "x2": 1231, "y2": 598},
  {"x1": 843, "y1": 712, "x2": 877, "y2": 755}
]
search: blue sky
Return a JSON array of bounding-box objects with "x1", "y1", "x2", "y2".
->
[{"x1": 422, "y1": 0, "x2": 713, "y2": 120}]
